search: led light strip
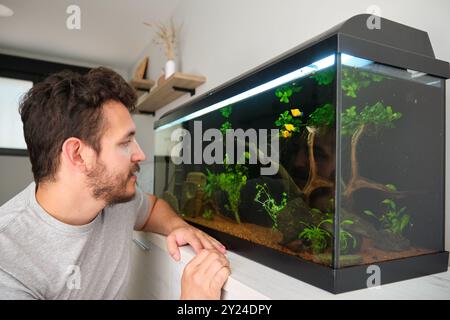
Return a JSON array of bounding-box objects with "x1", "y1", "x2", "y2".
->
[{"x1": 155, "y1": 54, "x2": 336, "y2": 132}]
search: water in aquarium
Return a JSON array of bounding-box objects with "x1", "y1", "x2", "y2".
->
[{"x1": 154, "y1": 53, "x2": 444, "y2": 269}]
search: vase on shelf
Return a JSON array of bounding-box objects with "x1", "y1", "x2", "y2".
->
[{"x1": 164, "y1": 59, "x2": 176, "y2": 79}]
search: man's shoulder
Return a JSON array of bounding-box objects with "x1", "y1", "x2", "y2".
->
[
  {"x1": 0, "y1": 183, "x2": 49, "y2": 299},
  {"x1": 0, "y1": 183, "x2": 34, "y2": 232}
]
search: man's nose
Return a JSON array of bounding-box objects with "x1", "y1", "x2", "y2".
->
[{"x1": 132, "y1": 141, "x2": 146, "y2": 162}]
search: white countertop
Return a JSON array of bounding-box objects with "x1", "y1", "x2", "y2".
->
[{"x1": 143, "y1": 232, "x2": 450, "y2": 299}]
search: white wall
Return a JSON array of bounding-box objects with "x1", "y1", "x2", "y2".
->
[{"x1": 131, "y1": 0, "x2": 450, "y2": 253}]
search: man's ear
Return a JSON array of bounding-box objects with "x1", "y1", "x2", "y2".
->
[{"x1": 61, "y1": 138, "x2": 94, "y2": 172}]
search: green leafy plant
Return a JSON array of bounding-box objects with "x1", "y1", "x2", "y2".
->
[
  {"x1": 220, "y1": 121, "x2": 232, "y2": 134},
  {"x1": 219, "y1": 105, "x2": 233, "y2": 135},
  {"x1": 275, "y1": 109, "x2": 303, "y2": 138},
  {"x1": 254, "y1": 183, "x2": 287, "y2": 229},
  {"x1": 341, "y1": 105, "x2": 360, "y2": 136},
  {"x1": 309, "y1": 204, "x2": 357, "y2": 253},
  {"x1": 202, "y1": 209, "x2": 214, "y2": 220},
  {"x1": 220, "y1": 105, "x2": 232, "y2": 118},
  {"x1": 275, "y1": 84, "x2": 302, "y2": 103},
  {"x1": 339, "y1": 220, "x2": 357, "y2": 252},
  {"x1": 298, "y1": 218, "x2": 332, "y2": 254},
  {"x1": 341, "y1": 67, "x2": 384, "y2": 98},
  {"x1": 310, "y1": 68, "x2": 335, "y2": 85},
  {"x1": 364, "y1": 185, "x2": 411, "y2": 235},
  {"x1": 204, "y1": 162, "x2": 247, "y2": 224},
  {"x1": 341, "y1": 102, "x2": 402, "y2": 136},
  {"x1": 307, "y1": 103, "x2": 335, "y2": 128}
]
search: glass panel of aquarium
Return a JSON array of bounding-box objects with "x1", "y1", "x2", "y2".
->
[
  {"x1": 155, "y1": 56, "x2": 338, "y2": 267},
  {"x1": 337, "y1": 54, "x2": 444, "y2": 268}
]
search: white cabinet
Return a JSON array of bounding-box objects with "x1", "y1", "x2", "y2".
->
[
  {"x1": 125, "y1": 232, "x2": 182, "y2": 299},
  {"x1": 125, "y1": 232, "x2": 450, "y2": 300}
]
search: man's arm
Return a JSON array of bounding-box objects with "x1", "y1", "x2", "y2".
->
[
  {"x1": 0, "y1": 268, "x2": 37, "y2": 300},
  {"x1": 137, "y1": 194, "x2": 226, "y2": 260},
  {"x1": 136, "y1": 194, "x2": 231, "y2": 300},
  {"x1": 138, "y1": 194, "x2": 188, "y2": 235}
]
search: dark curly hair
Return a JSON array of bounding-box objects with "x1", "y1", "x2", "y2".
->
[{"x1": 19, "y1": 67, "x2": 137, "y2": 184}]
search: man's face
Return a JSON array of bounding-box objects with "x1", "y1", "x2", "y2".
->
[
  {"x1": 291, "y1": 130, "x2": 336, "y2": 188},
  {"x1": 86, "y1": 101, "x2": 146, "y2": 205}
]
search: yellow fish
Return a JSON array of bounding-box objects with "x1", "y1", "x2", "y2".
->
[
  {"x1": 281, "y1": 130, "x2": 292, "y2": 138},
  {"x1": 290, "y1": 109, "x2": 303, "y2": 117},
  {"x1": 284, "y1": 124, "x2": 295, "y2": 132}
]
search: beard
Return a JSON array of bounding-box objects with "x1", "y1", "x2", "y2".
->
[{"x1": 86, "y1": 160, "x2": 140, "y2": 206}]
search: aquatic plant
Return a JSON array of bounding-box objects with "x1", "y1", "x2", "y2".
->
[
  {"x1": 220, "y1": 105, "x2": 232, "y2": 118},
  {"x1": 341, "y1": 67, "x2": 384, "y2": 98},
  {"x1": 309, "y1": 203, "x2": 357, "y2": 253},
  {"x1": 275, "y1": 84, "x2": 302, "y2": 103},
  {"x1": 307, "y1": 103, "x2": 335, "y2": 129},
  {"x1": 204, "y1": 161, "x2": 247, "y2": 224},
  {"x1": 254, "y1": 183, "x2": 288, "y2": 229},
  {"x1": 310, "y1": 68, "x2": 335, "y2": 86},
  {"x1": 298, "y1": 218, "x2": 332, "y2": 254},
  {"x1": 202, "y1": 209, "x2": 214, "y2": 220},
  {"x1": 220, "y1": 121, "x2": 232, "y2": 135},
  {"x1": 339, "y1": 220, "x2": 357, "y2": 252},
  {"x1": 364, "y1": 184, "x2": 411, "y2": 235},
  {"x1": 275, "y1": 109, "x2": 303, "y2": 138},
  {"x1": 341, "y1": 102, "x2": 402, "y2": 198},
  {"x1": 341, "y1": 103, "x2": 401, "y2": 136},
  {"x1": 219, "y1": 105, "x2": 233, "y2": 135}
]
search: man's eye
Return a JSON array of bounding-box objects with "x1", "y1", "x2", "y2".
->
[{"x1": 121, "y1": 141, "x2": 131, "y2": 147}]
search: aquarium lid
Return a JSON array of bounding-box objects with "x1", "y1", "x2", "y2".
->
[
  {"x1": 328, "y1": 14, "x2": 450, "y2": 79},
  {"x1": 331, "y1": 14, "x2": 435, "y2": 58},
  {"x1": 154, "y1": 15, "x2": 449, "y2": 130}
]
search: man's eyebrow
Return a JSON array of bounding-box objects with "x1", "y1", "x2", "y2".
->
[{"x1": 121, "y1": 129, "x2": 136, "y2": 140}]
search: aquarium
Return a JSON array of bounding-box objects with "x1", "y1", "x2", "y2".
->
[{"x1": 153, "y1": 14, "x2": 449, "y2": 293}]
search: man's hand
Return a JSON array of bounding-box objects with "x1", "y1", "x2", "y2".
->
[
  {"x1": 180, "y1": 249, "x2": 231, "y2": 300},
  {"x1": 166, "y1": 225, "x2": 226, "y2": 261}
]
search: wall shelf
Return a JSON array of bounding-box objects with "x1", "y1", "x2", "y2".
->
[
  {"x1": 130, "y1": 78, "x2": 155, "y2": 91},
  {"x1": 137, "y1": 72, "x2": 206, "y2": 114}
]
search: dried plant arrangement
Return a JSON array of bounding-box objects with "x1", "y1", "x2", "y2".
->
[{"x1": 144, "y1": 19, "x2": 180, "y2": 61}]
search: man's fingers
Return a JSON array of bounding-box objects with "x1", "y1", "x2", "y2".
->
[
  {"x1": 209, "y1": 237, "x2": 226, "y2": 253},
  {"x1": 167, "y1": 233, "x2": 181, "y2": 261},
  {"x1": 200, "y1": 250, "x2": 230, "y2": 277},
  {"x1": 210, "y1": 266, "x2": 231, "y2": 293},
  {"x1": 167, "y1": 226, "x2": 226, "y2": 263},
  {"x1": 195, "y1": 231, "x2": 226, "y2": 253},
  {"x1": 198, "y1": 234, "x2": 217, "y2": 251},
  {"x1": 184, "y1": 232, "x2": 204, "y2": 254},
  {"x1": 184, "y1": 249, "x2": 213, "y2": 272},
  {"x1": 181, "y1": 249, "x2": 231, "y2": 300}
]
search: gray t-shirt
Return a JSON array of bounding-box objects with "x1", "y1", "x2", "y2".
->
[{"x1": 0, "y1": 182, "x2": 150, "y2": 300}]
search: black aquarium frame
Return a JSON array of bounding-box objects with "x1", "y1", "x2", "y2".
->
[{"x1": 154, "y1": 14, "x2": 449, "y2": 294}]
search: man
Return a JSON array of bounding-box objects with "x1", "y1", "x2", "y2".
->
[{"x1": 0, "y1": 67, "x2": 230, "y2": 299}]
